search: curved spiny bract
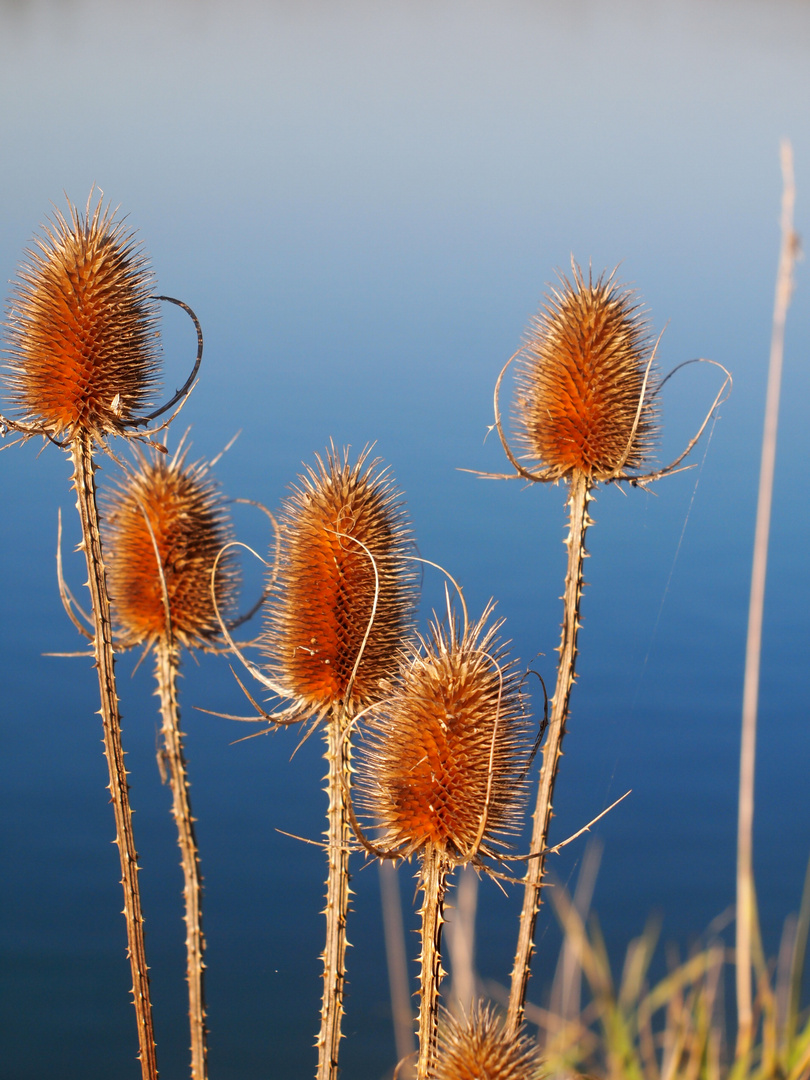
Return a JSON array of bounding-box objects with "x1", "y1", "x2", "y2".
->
[
  {"x1": 434, "y1": 1003, "x2": 544, "y2": 1080},
  {"x1": 264, "y1": 444, "x2": 417, "y2": 716},
  {"x1": 5, "y1": 198, "x2": 160, "y2": 440},
  {"x1": 103, "y1": 446, "x2": 238, "y2": 1080},
  {"x1": 103, "y1": 446, "x2": 239, "y2": 651},
  {"x1": 354, "y1": 608, "x2": 532, "y2": 1080},
  {"x1": 513, "y1": 263, "x2": 658, "y2": 482},
  {"x1": 263, "y1": 445, "x2": 417, "y2": 1080}
]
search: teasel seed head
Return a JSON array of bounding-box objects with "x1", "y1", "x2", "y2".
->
[
  {"x1": 103, "y1": 446, "x2": 239, "y2": 650},
  {"x1": 354, "y1": 606, "x2": 532, "y2": 864},
  {"x1": 264, "y1": 445, "x2": 417, "y2": 716},
  {"x1": 434, "y1": 1003, "x2": 544, "y2": 1080},
  {"x1": 4, "y1": 196, "x2": 160, "y2": 439},
  {"x1": 514, "y1": 262, "x2": 658, "y2": 481}
]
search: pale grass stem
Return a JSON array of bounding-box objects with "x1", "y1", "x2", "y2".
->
[{"x1": 736, "y1": 138, "x2": 799, "y2": 1060}]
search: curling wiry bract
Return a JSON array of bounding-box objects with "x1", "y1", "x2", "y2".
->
[
  {"x1": 103, "y1": 444, "x2": 238, "y2": 1080},
  {"x1": 353, "y1": 606, "x2": 532, "y2": 1080}
]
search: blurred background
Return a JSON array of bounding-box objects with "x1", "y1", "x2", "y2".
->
[{"x1": 0, "y1": 1, "x2": 808, "y2": 1077}]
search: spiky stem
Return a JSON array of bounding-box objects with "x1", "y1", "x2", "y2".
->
[
  {"x1": 155, "y1": 639, "x2": 207, "y2": 1080},
  {"x1": 416, "y1": 846, "x2": 450, "y2": 1080},
  {"x1": 316, "y1": 703, "x2": 352, "y2": 1080},
  {"x1": 71, "y1": 432, "x2": 158, "y2": 1080},
  {"x1": 506, "y1": 469, "x2": 591, "y2": 1036}
]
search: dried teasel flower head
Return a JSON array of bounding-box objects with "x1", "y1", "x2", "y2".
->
[
  {"x1": 513, "y1": 261, "x2": 658, "y2": 482},
  {"x1": 102, "y1": 443, "x2": 239, "y2": 651},
  {"x1": 4, "y1": 195, "x2": 160, "y2": 439},
  {"x1": 264, "y1": 445, "x2": 417, "y2": 717},
  {"x1": 354, "y1": 605, "x2": 532, "y2": 864},
  {"x1": 434, "y1": 1003, "x2": 544, "y2": 1080}
]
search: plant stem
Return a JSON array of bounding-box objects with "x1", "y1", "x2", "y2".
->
[
  {"x1": 736, "y1": 138, "x2": 797, "y2": 1059},
  {"x1": 379, "y1": 860, "x2": 417, "y2": 1076},
  {"x1": 416, "y1": 846, "x2": 450, "y2": 1080},
  {"x1": 317, "y1": 703, "x2": 352, "y2": 1080},
  {"x1": 155, "y1": 638, "x2": 207, "y2": 1080},
  {"x1": 506, "y1": 469, "x2": 591, "y2": 1037},
  {"x1": 71, "y1": 432, "x2": 158, "y2": 1080}
]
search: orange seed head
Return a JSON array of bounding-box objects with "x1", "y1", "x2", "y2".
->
[
  {"x1": 4, "y1": 197, "x2": 160, "y2": 438},
  {"x1": 434, "y1": 1004, "x2": 543, "y2": 1080},
  {"x1": 354, "y1": 608, "x2": 531, "y2": 862},
  {"x1": 514, "y1": 263, "x2": 658, "y2": 481},
  {"x1": 103, "y1": 448, "x2": 238, "y2": 650},
  {"x1": 264, "y1": 446, "x2": 417, "y2": 714}
]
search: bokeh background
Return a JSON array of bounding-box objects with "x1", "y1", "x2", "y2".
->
[{"x1": 0, "y1": 1, "x2": 808, "y2": 1077}]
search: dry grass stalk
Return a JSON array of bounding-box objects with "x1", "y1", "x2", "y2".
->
[
  {"x1": 261, "y1": 446, "x2": 417, "y2": 1080},
  {"x1": 103, "y1": 444, "x2": 238, "y2": 1080},
  {"x1": 353, "y1": 606, "x2": 532, "y2": 1080},
  {"x1": 2, "y1": 196, "x2": 171, "y2": 1080},
  {"x1": 736, "y1": 139, "x2": 799, "y2": 1060}
]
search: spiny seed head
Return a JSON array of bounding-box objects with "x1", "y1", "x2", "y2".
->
[
  {"x1": 434, "y1": 1004, "x2": 544, "y2": 1080},
  {"x1": 4, "y1": 196, "x2": 160, "y2": 439},
  {"x1": 514, "y1": 262, "x2": 658, "y2": 481},
  {"x1": 264, "y1": 445, "x2": 417, "y2": 715},
  {"x1": 354, "y1": 606, "x2": 532, "y2": 863},
  {"x1": 102, "y1": 447, "x2": 238, "y2": 650}
]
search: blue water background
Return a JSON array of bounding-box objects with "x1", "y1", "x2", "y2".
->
[{"x1": 0, "y1": 1, "x2": 809, "y2": 1076}]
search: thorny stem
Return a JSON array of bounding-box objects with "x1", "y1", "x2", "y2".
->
[
  {"x1": 71, "y1": 433, "x2": 158, "y2": 1080},
  {"x1": 506, "y1": 469, "x2": 591, "y2": 1036},
  {"x1": 155, "y1": 639, "x2": 207, "y2": 1080},
  {"x1": 416, "y1": 846, "x2": 450, "y2": 1080},
  {"x1": 317, "y1": 703, "x2": 352, "y2": 1080}
]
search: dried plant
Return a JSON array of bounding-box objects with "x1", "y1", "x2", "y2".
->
[
  {"x1": 1, "y1": 194, "x2": 201, "y2": 1080},
  {"x1": 736, "y1": 140, "x2": 800, "y2": 1060},
  {"x1": 483, "y1": 261, "x2": 731, "y2": 1037},
  {"x1": 351, "y1": 604, "x2": 533, "y2": 1080},
  {"x1": 101, "y1": 441, "x2": 239, "y2": 1080},
  {"x1": 434, "y1": 1002, "x2": 544, "y2": 1080},
  {"x1": 222, "y1": 445, "x2": 417, "y2": 1080}
]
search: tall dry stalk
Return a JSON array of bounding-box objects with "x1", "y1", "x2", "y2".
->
[
  {"x1": 379, "y1": 860, "x2": 417, "y2": 1076},
  {"x1": 102, "y1": 445, "x2": 238, "y2": 1080},
  {"x1": 736, "y1": 138, "x2": 798, "y2": 1059},
  {"x1": 0, "y1": 196, "x2": 201, "y2": 1079},
  {"x1": 351, "y1": 606, "x2": 532, "y2": 1080},
  {"x1": 486, "y1": 262, "x2": 731, "y2": 1036}
]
